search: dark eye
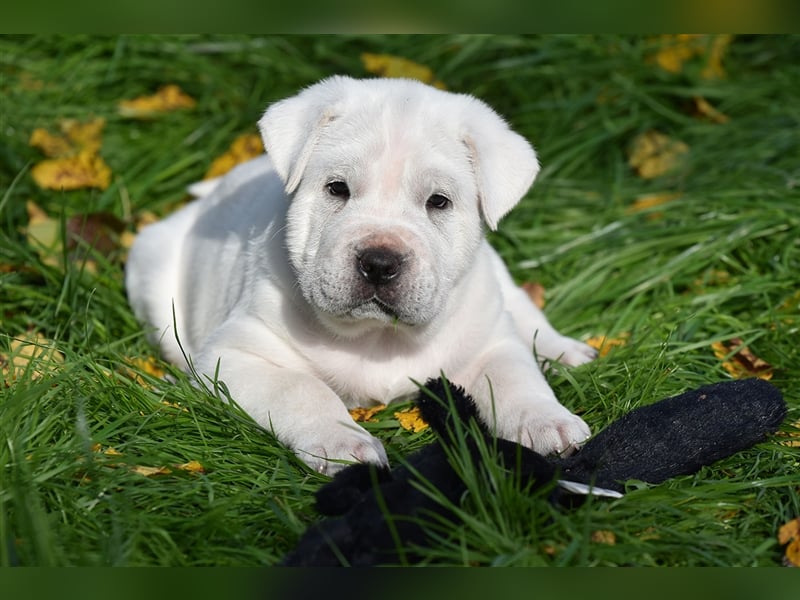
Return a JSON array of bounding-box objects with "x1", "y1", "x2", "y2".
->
[
  {"x1": 426, "y1": 194, "x2": 450, "y2": 210},
  {"x1": 326, "y1": 181, "x2": 350, "y2": 199}
]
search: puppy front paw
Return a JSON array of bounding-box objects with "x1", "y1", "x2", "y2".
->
[
  {"x1": 501, "y1": 405, "x2": 591, "y2": 457},
  {"x1": 554, "y1": 337, "x2": 598, "y2": 367},
  {"x1": 297, "y1": 428, "x2": 389, "y2": 476}
]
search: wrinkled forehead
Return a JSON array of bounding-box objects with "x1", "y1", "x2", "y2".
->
[{"x1": 312, "y1": 97, "x2": 472, "y2": 174}]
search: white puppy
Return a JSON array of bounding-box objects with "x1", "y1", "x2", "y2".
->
[{"x1": 126, "y1": 76, "x2": 597, "y2": 474}]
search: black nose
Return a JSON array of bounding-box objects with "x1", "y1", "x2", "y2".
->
[{"x1": 357, "y1": 248, "x2": 402, "y2": 285}]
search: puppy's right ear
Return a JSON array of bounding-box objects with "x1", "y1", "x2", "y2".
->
[{"x1": 258, "y1": 76, "x2": 349, "y2": 194}]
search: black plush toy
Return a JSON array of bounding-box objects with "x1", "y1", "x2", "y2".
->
[{"x1": 281, "y1": 378, "x2": 787, "y2": 566}]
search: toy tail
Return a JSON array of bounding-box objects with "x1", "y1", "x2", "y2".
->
[{"x1": 559, "y1": 379, "x2": 787, "y2": 492}]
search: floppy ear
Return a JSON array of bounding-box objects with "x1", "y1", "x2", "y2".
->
[
  {"x1": 464, "y1": 106, "x2": 540, "y2": 230},
  {"x1": 258, "y1": 76, "x2": 350, "y2": 193}
]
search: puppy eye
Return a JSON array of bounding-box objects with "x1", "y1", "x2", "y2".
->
[
  {"x1": 426, "y1": 194, "x2": 450, "y2": 210},
  {"x1": 326, "y1": 181, "x2": 350, "y2": 199}
]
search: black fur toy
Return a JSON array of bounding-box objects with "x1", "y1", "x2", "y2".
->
[{"x1": 281, "y1": 378, "x2": 787, "y2": 566}]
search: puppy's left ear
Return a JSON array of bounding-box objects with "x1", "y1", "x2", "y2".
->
[{"x1": 464, "y1": 106, "x2": 540, "y2": 230}]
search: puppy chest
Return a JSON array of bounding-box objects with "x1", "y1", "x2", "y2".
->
[{"x1": 314, "y1": 352, "x2": 439, "y2": 408}]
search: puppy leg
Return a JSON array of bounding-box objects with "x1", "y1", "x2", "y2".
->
[
  {"x1": 488, "y1": 249, "x2": 597, "y2": 367},
  {"x1": 195, "y1": 346, "x2": 388, "y2": 476},
  {"x1": 456, "y1": 334, "x2": 591, "y2": 456}
]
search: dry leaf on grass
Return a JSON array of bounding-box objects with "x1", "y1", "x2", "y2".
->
[
  {"x1": 133, "y1": 461, "x2": 205, "y2": 477},
  {"x1": 124, "y1": 356, "x2": 167, "y2": 382},
  {"x1": 177, "y1": 460, "x2": 205, "y2": 474},
  {"x1": 91, "y1": 445, "x2": 204, "y2": 476},
  {"x1": 585, "y1": 334, "x2": 629, "y2": 358},
  {"x1": 711, "y1": 338, "x2": 773, "y2": 381},
  {"x1": 24, "y1": 201, "x2": 61, "y2": 267},
  {"x1": 651, "y1": 34, "x2": 733, "y2": 80},
  {"x1": 118, "y1": 84, "x2": 196, "y2": 119},
  {"x1": 23, "y1": 201, "x2": 126, "y2": 270},
  {"x1": 29, "y1": 118, "x2": 110, "y2": 191},
  {"x1": 777, "y1": 419, "x2": 800, "y2": 448},
  {"x1": 204, "y1": 133, "x2": 264, "y2": 179},
  {"x1": 778, "y1": 517, "x2": 800, "y2": 567},
  {"x1": 692, "y1": 97, "x2": 729, "y2": 124},
  {"x1": 361, "y1": 53, "x2": 446, "y2": 89},
  {"x1": 131, "y1": 465, "x2": 172, "y2": 477},
  {"x1": 2, "y1": 331, "x2": 64, "y2": 383},
  {"x1": 591, "y1": 530, "x2": 617, "y2": 545},
  {"x1": 349, "y1": 405, "x2": 387, "y2": 423},
  {"x1": 67, "y1": 212, "x2": 126, "y2": 258},
  {"x1": 627, "y1": 130, "x2": 689, "y2": 179},
  {"x1": 91, "y1": 444, "x2": 123, "y2": 457},
  {"x1": 29, "y1": 117, "x2": 106, "y2": 157},
  {"x1": 31, "y1": 149, "x2": 112, "y2": 191},
  {"x1": 394, "y1": 407, "x2": 429, "y2": 432},
  {"x1": 627, "y1": 192, "x2": 681, "y2": 219}
]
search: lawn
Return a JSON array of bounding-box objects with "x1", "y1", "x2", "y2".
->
[{"x1": 1, "y1": 34, "x2": 798, "y2": 567}]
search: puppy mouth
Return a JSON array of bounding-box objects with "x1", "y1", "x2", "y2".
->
[
  {"x1": 339, "y1": 294, "x2": 412, "y2": 326},
  {"x1": 364, "y1": 296, "x2": 401, "y2": 321}
]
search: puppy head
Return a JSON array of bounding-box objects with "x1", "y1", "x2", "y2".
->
[
  {"x1": 259, "y1": 75, "x2": 540, "y2": 231},
  {"x1": 258, "y1": 76, "x2": 539, "y2": 336}
]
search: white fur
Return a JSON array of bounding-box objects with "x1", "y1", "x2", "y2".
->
[{"x1": 125, "y1": 76, "x2": 597, "y2": 475}]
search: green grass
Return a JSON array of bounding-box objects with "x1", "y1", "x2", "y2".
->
[{"x1": 1, "y1": 34, "x2": 798, "y2": 567}]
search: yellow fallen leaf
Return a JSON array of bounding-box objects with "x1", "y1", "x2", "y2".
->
[
  {"x1": 160, "y1": 399, "x2": 189, "y2": 412},
  {"x1": 777, "y1": 420, "x2": 800, "y2": 448},
  {"x1": 711, "y1": 338, "x2": 773, "y2": 381},
  {"x1": 127, "y1": 356, "x2": 166, "y2": 379},
  {"x1": 651, "y1": 35, "x2": 733, "y2": 80},
  {"x1": 393, "y1": 407, "x2": 429, "y2": 432},
  {"x1": 350, "y1": 404, "x2": 387, "y2": 423},
  {"x1": 31, "y1": 149, "x2": 112, "y2": 190},
  {"x1": 785, "y1": 538, "x2": 800, "y2": 567},
  {"x1": 131, "y1": 465, "x2": 172, "y2": 477},
  {"x1": 541, "y1": 544, "x2": 559, "y2": 556},
  {"x1": 24, "y1": 200, "x2": 62, "y2": 267},
  {"x1": 701, "y1": 35, "x2": 734, "y2": 80},
  {"x1": 29, "y1": 117, "x2": 106, "y2": 157},
  {"x1": 653, "y1": 34, "x2": 702, "y2": 74},
  {"x1": 122, "y1": 356, "x2": 167, "y2": 389},
  {"x1": 585, "y1": 334, "x2": 628, "y2": 358},
  {"x1": 778, "y1": 518, "x2": 800, "y2": 545},
  {"x1": 204, "y1": 133, "x2": 264, "y2": 179},
  {"x1": 177, "y1": 460, "x2": 205, "y2": 473},
  {"x1": 361, "y1": 53, "x2": 446, "y2": 89},
  {"x1": 627, "y1": 130, "x2": 689, "y2": 179},
  {"x1": 29, "y1": 128, "x2": 73, "y2": 158},
  {"x1": 118, "y1": 84, "x2": 196, "y2": 119},
  {"x1": 627, "y1": 192, "x2": 681, "y2": 218},
  {"x1": 591, "y1": 530, "x2": 617, "y2": 545},
  {"x1": 779, "y1": 517, "x2": 800, "y2": 567},
  {"x1": 2, "y1": 331, "x2": 64, "y2": 382},
  {"x1": 131, "y1": 461, "x2": 202, "y2": 477},
  {"x1": 60, "y1": 117, "x2": 106, "y2": 154},
  {"x1": 692, "y1": 97, "x2": 729, "y2": 124}
]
